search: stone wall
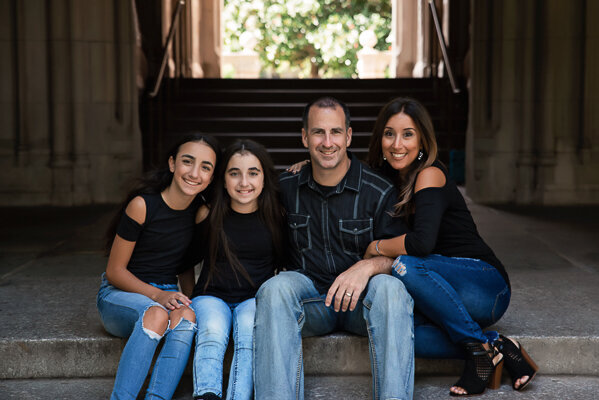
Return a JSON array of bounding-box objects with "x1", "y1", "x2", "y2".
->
[
  {"x1": 0, "y1": 0, "x2": 141, "y2": 206},
  {"x1": 467, "y1": 0, "x2": 599, "y2": 204}
]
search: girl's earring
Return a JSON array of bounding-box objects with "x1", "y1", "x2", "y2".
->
[
  {"x1": 417, "y1": 150, "x2": 424, "y2": 161},
  {"x1": 383, "y1": 155, "x2": 387, "y2": 161}
]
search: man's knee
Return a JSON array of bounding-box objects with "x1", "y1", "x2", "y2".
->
[
  {"x1": 256, "y1": 272, "x2": 303, "y2": 302},
  {"x1": 367, "y1": 274, "x2": 413, "y2": 306}
]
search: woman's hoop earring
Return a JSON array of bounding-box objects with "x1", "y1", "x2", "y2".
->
[{"x1": 417, "y1": 151, "x2": 424, "y2": 161}]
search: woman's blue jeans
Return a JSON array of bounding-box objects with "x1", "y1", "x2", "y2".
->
[
  {"x1": 391, "y1": 254, "x2": 510, "y2": 359},
  {"x1": 191, "y1": 296, "x2": 256, "y2": 400},
  {"x1": 96, "y1": 274, "x2": 197, "y2": 400},
  {"x1": 253, "y1": 271, "x2": 414, "y2": 400}
]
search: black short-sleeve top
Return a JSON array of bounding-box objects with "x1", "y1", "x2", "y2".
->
[{"x1": 116, "y1": 193, "x2": 200, "y2": 285}]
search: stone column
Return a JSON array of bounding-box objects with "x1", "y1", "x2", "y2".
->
[
  {"x1": 413, "y1": 0, "x2": 432, "y2": 77},
  {"x1": 467, "y1": 0, "x2": 599, "y2": 204},
  {"x1": 391, "y1": 0, "x2": 417, "y2": 77}
]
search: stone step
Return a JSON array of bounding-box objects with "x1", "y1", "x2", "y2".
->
[
  {"x1": 2, "y1": 375, "x2": 599, "y2": 400},
  {"x1": 1, "y1": 332, "x2": 598, "y2": 380}
]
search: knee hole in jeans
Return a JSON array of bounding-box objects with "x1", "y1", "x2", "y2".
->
[{"x1": 142, "y1": 306, "x2": 169, "y2": 338}]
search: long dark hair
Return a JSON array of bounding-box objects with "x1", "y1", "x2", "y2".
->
[
  {"x1": 104, "y1": 133, "x2": 220, "y2": 253},
  {"x1": 366, "y1": 97, "x2": 438, "y2": 217},
  {"x1": 204, "y1": 139, "x2": 286, "y2": 289}
]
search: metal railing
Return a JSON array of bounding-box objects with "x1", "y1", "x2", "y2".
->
[
  {"x1": 428, "y1": 0, "x2": 460, "y2": 94},
  {"x1": 149, "y1": 0, "x2": 185, "y2": 98}
]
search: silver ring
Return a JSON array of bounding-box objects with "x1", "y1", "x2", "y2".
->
[{"x1": 345, "y1": 292, "x2": 353, "y2": 297}]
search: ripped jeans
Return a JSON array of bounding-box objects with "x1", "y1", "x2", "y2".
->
[
  {"x1": 97, "y1": 274, "x2": 196, "y2": 400},
  {"x1": 391, "y1": 255, "x2": 510, "y2": 359}
]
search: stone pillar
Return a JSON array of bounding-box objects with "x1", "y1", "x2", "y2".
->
[
  {"x1": 413, "y1": 0, "x2": 432, "y2": 77},
  {"x1": 391, "y1": 0, "x2": 418, "y2": 77},
  {"x1": 162, "y1": 0, "x2": 220, "y2": 78},
  {"x1": 467, "y1": 0, "x2": 599, "y2": 204},
  {"x1": 0, "y1": 0, "x2": 141, "y2": 205}
]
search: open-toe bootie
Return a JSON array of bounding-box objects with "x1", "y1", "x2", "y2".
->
[
  {"x1": 450, "y1": 342, "x2": 504, "y2": 397},
  {"x1": 495, "y1": 335, "x2": 538, "y2": 391}
]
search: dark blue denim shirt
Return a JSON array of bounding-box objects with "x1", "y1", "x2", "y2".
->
[{"x1": 279, "y1": 153, "x2": 408, "y2": 294}]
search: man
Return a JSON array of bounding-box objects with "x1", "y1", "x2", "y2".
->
[{"x1": 254, "y1": 97, "x2": 414, "y2": 400}]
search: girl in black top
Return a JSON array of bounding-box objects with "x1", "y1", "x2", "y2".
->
[
  {"x1": 97, "y1": 134, "x2": 219, "y2": 400},
  {"x1": 363, "y1": 98, "x2": 538, "y2": 396},
  {"x1": 189, "y1": 139, "x2": 285, "y2": 400}
]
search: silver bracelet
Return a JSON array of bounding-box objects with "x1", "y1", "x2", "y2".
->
[{"x1": 375, "y1": 240, "x2": 382, "y2": 256}]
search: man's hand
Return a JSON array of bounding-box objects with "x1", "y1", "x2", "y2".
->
[
  {"x1": 325, "y1": 257, "x2": 395, "y2": 312},
  {"x1": 325, "y1": 259, "x2": 374, "y2": 312}
]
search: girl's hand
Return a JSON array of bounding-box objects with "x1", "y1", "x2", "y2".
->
[
  {"x1": 363, "y1": 240, "x2": 379, "y2": 259},
  {"x1": 286, "y1": 159, "x2": 309, "y2": 174},
  {"x1": 155, "y1": 290, "x2": 191, "y2": 310}
]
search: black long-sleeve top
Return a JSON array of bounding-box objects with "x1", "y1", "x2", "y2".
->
[{"x1": 403, "y1": 161, "x2": 510, "y2": 288}]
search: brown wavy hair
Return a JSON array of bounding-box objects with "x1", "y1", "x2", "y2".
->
[{"x1": 366, "y1": 97, "x2": 438, "y2": 217}]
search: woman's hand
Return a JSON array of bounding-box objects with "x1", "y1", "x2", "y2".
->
[
  {"x1": 364, "y1": 240, "x2": 379, "y2": 259},
  {"x1": 286, "y1": 159, "x2": 309, "y2": 174},
  {"x1": 154, "y1": 290, "x2": 192, "y2": 310}
]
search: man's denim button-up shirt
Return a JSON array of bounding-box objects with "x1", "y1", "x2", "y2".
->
[{"x1": 279, "y1": 153, "x2": 408, "y2": 294}]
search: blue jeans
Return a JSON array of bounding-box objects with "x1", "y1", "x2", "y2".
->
[
  {"x1": 391, "y1": 255, "x2": 511, "y2": 359},
  {"x1": 191, "y1": 296, "x2": 255, "y2": 400},
  {"x1": 254, "y1": 271, "x2": 415, "y2": 400},
  {"x1": 97, "y1": 274, "x2": 196, "y2": 400}
]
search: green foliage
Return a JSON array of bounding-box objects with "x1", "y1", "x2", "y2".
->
[{"x1": 223, "y1": 0, "x2": 391, "y2": 78}]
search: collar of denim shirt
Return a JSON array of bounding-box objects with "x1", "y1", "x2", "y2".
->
[{"x1": 297, "y1": 151, "x2": 361, "y2": 196}]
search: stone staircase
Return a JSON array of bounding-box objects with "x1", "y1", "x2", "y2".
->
[{"x1": 143, "y1": 78, "x2": 467, "y2": 176}]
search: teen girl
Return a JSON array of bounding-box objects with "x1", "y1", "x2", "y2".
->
[
  {"x1": 189, "y1": 139, "x2": 285, "y2": 400},
  {"x1": 97, "y1": 134, "x2": 219, "y2": 399}
]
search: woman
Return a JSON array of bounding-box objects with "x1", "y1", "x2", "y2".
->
[
  {"x1": 363, "y1": 97, "x2": 538, "y2": 396},
  {"x1": 97, "y1": 134, "x2": 219, "y2": 400},
  {"x1": 189, "y1": 139, "x2": 286, "y2": 400}
]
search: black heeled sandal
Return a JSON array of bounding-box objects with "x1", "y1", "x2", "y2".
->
[
  {"x1": 495, "y1": 335, "x2": 538, "y2": 391},
  {"x1": 450, "y1": 342, "x2": 504, "y2": 397}
]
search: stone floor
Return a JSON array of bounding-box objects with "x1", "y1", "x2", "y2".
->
[{"x1": 1, "y1": 196, "x2": 598, "y2": 398}]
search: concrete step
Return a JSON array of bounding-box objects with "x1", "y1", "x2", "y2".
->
[
  {"x1": 1, "y1": 200, "x2": 599, "y2": 383},
  {"x1": 2, "y1": 375, "x2": 599, "y2": 400}
]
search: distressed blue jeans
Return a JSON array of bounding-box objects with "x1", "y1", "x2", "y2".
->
[
  {"x1": 191, "y1": 296, "x2": 255, "y2": 400},
  {"x1": 97, "y1": 274, "x2": 196, "y2": 400},
  {"x1": 391, "y1": 255, "x2": 510, "y2": 359},
  {"x1": 254, "y1": 271, "x2": 415, "y2": 400}
]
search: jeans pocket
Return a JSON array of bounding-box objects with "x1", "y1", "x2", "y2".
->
[
  {"x1": 288, "y1": 213, "x2": 311, "y2": 252},
  {"x1": 339, "y1": 218, "x2": 373, "y2": 256}
]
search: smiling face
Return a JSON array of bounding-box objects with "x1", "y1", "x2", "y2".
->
[
  {"x1": 168, "y1": 140, "x2": 216, "y2": 198},
  {"x1": 302, "y1": 105, "x2": 352, "y2": 180},
  {"x1": 224, "y1": 152, "x2": 264, "y2": 213},
  {"x1": 381, "y1": 112, "x2": 422, "y2": 175}
]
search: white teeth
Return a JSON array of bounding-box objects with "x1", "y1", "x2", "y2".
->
[
  {"x1": 184, "y1": 179, "x2": 200, "y2": 186},
  {"x1": 391, "y1": 153, "x2": 406, "y2": 159}
]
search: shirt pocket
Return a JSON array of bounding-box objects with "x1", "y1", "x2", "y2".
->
[
  {"x1": 339, "y1": 218, "x2": 373, "y2": 256},
  {"x1": 288, "y1": 213, "x2": 312, "y2": 252}
]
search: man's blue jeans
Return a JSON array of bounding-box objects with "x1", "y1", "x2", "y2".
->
[
  {"x1": 191, "y1": 296, "x2": 255, "y2": 400},
  {"x1": 392, "y1": 255, "x2": 511, "y2": 359},
  {"x1": 253, "y1": 271, "x2": 415, "y2": 400},
  {"x1": 97, "y1": 274, "x2": 196, "y2": 400}
]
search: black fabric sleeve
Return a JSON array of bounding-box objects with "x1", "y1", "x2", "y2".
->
[
  {"x1": 116, "y1": 212, "x2": 143, "y2": 242},
  {"x1": 373, "y1": 186, "x2": 409, "y2": 239},
  {"x1": 404, "y1": 187, "x2": 448, "y2": 256},
  {"x1": 177, "y1": 220, "x2": 207, "y2": 274}
]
